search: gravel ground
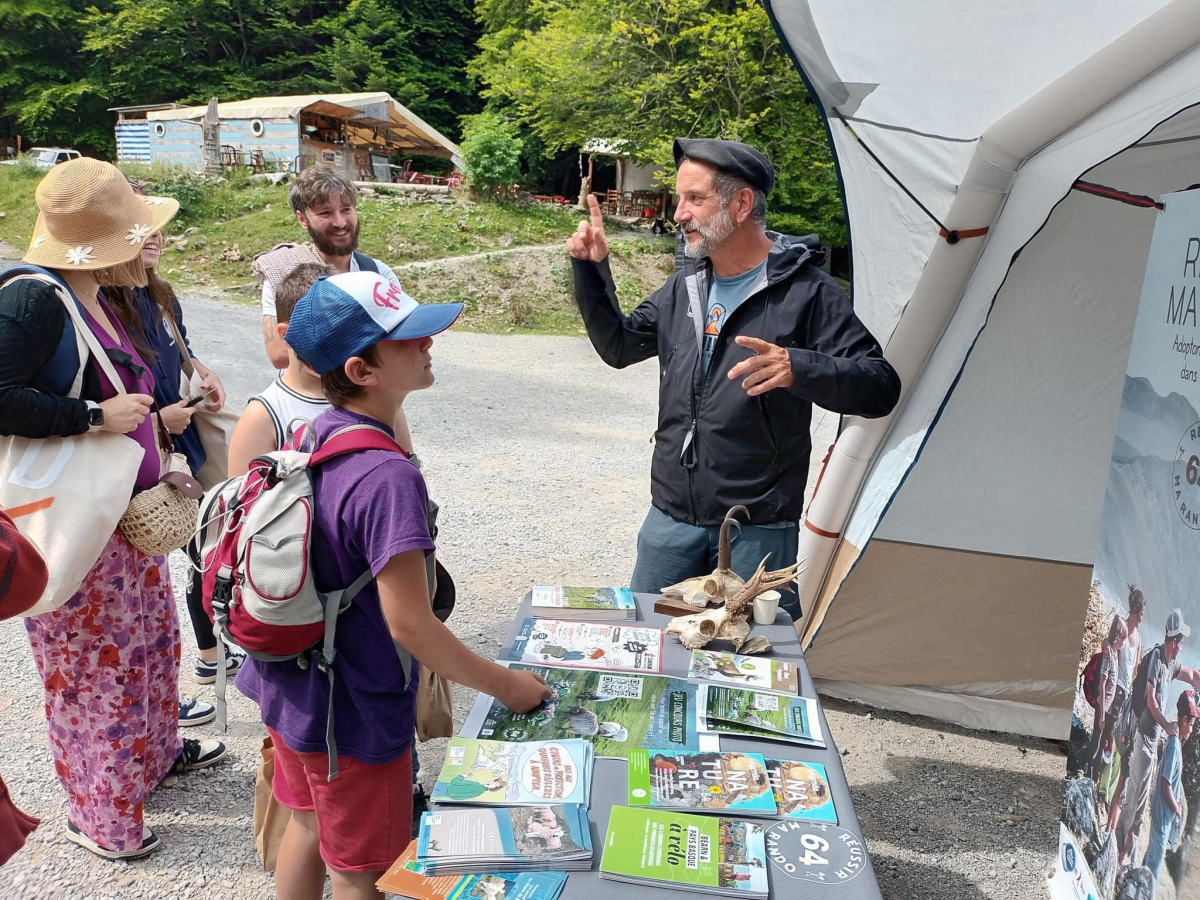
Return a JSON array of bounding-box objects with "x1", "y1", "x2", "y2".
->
[{"x1": 0, "y1": 284, "x2": 1066, "y2": 899}]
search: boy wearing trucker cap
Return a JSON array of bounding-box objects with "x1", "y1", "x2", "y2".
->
[{"x1": 236, "y1": 271, "x2": 550, "y2": 899}]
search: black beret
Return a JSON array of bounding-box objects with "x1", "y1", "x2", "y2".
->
[{"x1": 673, "y1": 137, "x2": 775, "y2": 196}]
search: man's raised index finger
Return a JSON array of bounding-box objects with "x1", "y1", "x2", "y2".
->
[
  {"x1": 734, "y1": 335, "x2": 772, "y2": 353},
  {"x1": 586, "y1": 194, "x2": 604, "y2": 228}
]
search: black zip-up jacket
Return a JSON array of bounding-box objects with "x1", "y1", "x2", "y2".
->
[{"x1": 572, "y1": 233, "x2": 901, "y2": 526}]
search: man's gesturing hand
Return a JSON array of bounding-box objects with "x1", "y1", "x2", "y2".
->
[
  {"x1": 565, "y1": 194, "x2": 609, "y2": 262},
  {"x1": 727, "y1": 336, "x2": 795, "y2": 396}
]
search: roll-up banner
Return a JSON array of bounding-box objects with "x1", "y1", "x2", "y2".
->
[{"x1": 1052, "y1": 189, "x2": 1200, "y2": 899}]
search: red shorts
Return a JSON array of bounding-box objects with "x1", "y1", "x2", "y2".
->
[{"x1": 268, "y1": 728, "x2": 413, "y2": 872}]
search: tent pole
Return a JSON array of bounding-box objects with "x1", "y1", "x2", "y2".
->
[{"x1": 798, "y1": 0, "x2": 1200, "y2": 646}]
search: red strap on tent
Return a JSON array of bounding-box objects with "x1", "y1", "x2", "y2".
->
[
  {"x1": 1072, "y1": 179, "x2": 1165, "y2": 210},
  {"x1": 804, "y1": 519, "x2": 841, "y2": 540},
  {"x1": 939, "y1": 226, "x2": 989, "y2": 243}
]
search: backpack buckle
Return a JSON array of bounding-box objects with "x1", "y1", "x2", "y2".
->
[
  {"x1": 211, "y1": 574, "x2": 233, "y2": 613},
  {"x1": 316, "y1": 647, "x2": 337, "y2": 671}
]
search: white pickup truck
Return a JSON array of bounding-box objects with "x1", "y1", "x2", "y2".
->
[{"x1": 1, "y1": 147, "x2": 82, "y2": 168}]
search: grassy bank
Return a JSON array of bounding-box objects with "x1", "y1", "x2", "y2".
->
[{"x1": 0, "y1": 166, "x2": 674, "y2": 334}]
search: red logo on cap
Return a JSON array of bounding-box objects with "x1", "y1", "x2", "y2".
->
[{"x1": 373, "y1": 281, "x2": 405, "y2": 311}]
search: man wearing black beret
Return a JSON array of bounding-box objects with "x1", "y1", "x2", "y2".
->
[{"x1": 567, "y1": 137, "x2": 900, "y2": 621}]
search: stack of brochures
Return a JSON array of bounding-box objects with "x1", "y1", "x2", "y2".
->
[
  {"x1": 430, "y1": 738, "x2": 595, "y2": 809},
  {"x1": 599, "y1": 806, "x2": 769, "y2": 897},
  {"x1": 377, "y1": 844, "x2": 569, "y2": 900},
  {"x1": 763, "y1": 757, "x2": 838, "y2": 824},
  {"x1": 416, "y1": 804, "x2": 593, "y2": 876},
  {"x1": 529, "y1": 586, "x2": 637, "y2": 619},
  {"x1": 686, "y1": 648, "x2": 799, "y2": 695},
  {"x1": 627, "y1": 749, "x2": 778, "y2": 817},
  {"x1": 506, "y1": 618, "x2": 664, "y2": 673},
  {"x1": 698, "y1": 685, "x2": 827, "y2": 749}
]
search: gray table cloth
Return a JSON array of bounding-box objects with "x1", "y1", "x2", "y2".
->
[{"x1": 485, "y1": 592, "x2": 883, "y2": 899}]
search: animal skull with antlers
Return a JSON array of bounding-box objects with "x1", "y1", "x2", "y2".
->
[
  {"x1": 659, "y1": 506, "x2": 748, "y2": 608},
  {"x1": 665, "y1": 555, "x2": 803, "y2": 652}
]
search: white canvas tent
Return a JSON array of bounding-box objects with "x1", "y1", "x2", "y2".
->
[{"x1": 767, "y1": 0, "x2": 1200, "y2": 738}]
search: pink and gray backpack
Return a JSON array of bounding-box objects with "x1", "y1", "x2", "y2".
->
[{"x1": 193, "y1": 423, "x2": 411, "y2": 779}]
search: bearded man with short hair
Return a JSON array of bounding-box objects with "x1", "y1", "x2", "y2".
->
[
  {"x1": 567, "y1": 138, "x2": 900, "y2": 620},
  {"x1": 253, "y1": 165, "x2": 403, "y2": 369}
]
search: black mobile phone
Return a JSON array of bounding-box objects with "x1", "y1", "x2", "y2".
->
[{"x1": 185, "y1": 395, "x2": 206, "y2": 408}]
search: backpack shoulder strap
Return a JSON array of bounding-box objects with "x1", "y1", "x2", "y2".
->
[
  {"x1": 353, "y1": 251, "x2": 380, "y2": 274},
  {"x1": 309, "y1": 424, "x2": 409, "y2": 466}
]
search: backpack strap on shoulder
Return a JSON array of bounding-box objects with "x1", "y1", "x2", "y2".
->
[
  {"x1": 316, "y1": 567, "x2": 375, "y2": 782},
  {"x1": 353, "y1": 251, "x2": 380, "y2": 274},
  {"x1": 309, "y1": 424, "x2": 409, "y2": 466}
]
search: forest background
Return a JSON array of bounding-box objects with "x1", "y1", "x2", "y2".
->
[{"x1": 0, "y1": 0, "x2": 844, "y2": 244}]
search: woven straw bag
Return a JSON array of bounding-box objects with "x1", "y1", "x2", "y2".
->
[{"x1": 118, "y1": 417, "x2": 201, "y2": 556}]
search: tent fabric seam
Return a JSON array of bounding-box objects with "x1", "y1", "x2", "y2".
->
[
  {"x1": 761, "y1": 2, "x2": 857, "y2": 304},
  {"x1": 807, "y1": 99, "x2": 1200, "y2": 649}
]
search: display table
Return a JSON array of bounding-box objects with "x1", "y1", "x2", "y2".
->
[{"x1": 494, "y1": 592, "x2": 883, "y2": 899}]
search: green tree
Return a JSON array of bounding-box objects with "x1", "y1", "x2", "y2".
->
[
  {"x1": 473, "y1": 0, "x2": 844, "y2": 244},
  {"x1": 459, "y1": 113, "x2": 523, "y2": 198}
]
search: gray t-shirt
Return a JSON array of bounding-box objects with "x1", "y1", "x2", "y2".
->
[
  {"x1": 701, "y1": 259, "x2": 767, "y2": 375},
  {"x1": 1138, "y1": 644, "x2": 1182, "y2": 736}
]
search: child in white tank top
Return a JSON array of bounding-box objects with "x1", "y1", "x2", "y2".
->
[{"x1": 228, "y1": 263, "x2": 334, "y2": 475}]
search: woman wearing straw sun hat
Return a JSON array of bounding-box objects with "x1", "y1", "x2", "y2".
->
[{"x1": 0, "y1": 158, "x2": 226, "y2": 861}]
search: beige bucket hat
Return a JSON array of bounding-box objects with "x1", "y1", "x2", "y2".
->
[{"x1": 22, "y1": 157, "x2": 179, "y2": 271}]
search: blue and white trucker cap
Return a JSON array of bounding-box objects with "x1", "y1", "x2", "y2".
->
[{"x1": 285, "y1": 271, "x2": 463, "y2": 374}]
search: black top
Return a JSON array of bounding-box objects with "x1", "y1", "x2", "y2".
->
[
  {"x1": 0, "y1": 278, "x2": 100, "y2": 438},
  {"x1": 572, "y1": 233, "x2": 901, "y2": 526}
]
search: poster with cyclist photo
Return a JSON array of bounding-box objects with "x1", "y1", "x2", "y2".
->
[{"x1": 1053, "y1": 189, "x2": 1200, "y2": 898}]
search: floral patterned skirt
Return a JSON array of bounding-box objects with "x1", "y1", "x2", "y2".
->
[{"x1": 24, "y1": 529, "x2": 182, "y2": 852}]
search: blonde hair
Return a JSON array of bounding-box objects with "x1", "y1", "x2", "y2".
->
[{"x1": 93, "y1": 255, "x2": 149, "y2": 289}]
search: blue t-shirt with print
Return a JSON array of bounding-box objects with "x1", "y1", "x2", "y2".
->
[{"x1": 701, "y1": 259, "x2": 767, "y2": 375}]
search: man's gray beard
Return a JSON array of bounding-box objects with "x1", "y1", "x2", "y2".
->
[{"x1": 683, "y1": 204, "x2": 735, "y2": 259}]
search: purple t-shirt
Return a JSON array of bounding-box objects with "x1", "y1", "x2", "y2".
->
[{"x1": 237, "y1": 406, "x2": 435, "y2": 764}]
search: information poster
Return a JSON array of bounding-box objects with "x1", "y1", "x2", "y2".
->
[{"x1": 1054, "y1": 190, "x2": 1200, "y2": 898}]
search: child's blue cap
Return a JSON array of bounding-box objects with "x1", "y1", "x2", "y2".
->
[{"x1": 285, "y1": 271, "x2": 462, "y2": 374}]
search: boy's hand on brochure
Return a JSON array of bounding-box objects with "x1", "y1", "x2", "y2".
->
[{"x1": 498, "y1": 669, "x2": 552, "y2": 714}]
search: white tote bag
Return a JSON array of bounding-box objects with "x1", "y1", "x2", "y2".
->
[
  {"x1": 0, "y1": 274, "x2": 145, "y2": 616},
  {"x1": 162, "y1": 311, "x2": 237, "y2": 490}
]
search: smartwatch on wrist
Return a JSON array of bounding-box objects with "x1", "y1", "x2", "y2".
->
[{"x1": 85, "y1": 401, "x2": 104, "y2": 433}]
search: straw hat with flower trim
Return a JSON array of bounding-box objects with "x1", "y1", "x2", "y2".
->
[{"x1": 22, "y1": 157, "x2": 179, "y2": 271}]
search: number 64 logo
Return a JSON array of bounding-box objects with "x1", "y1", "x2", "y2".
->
[{"x1": 766, "y1": 822, "x2": 866, "y2": 884}]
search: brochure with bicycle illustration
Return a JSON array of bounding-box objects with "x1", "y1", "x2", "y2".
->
[
  {"x1": 627, "y1": 749, "x2": 777, "y2": 816},
  {"x1": 699, "y1": 687, "x2": 826, "y2": 749},
  {"x1": 530, "y1": 586, "x2": 637, "y2": 619},
  {"x1": 506, "y1": 618, "x2": 664, "y2": 673},
  {"x1": 462, "y1": 663, "x2": 718, "y2": 759},
  {"x1": 686, "y1": 649, "x2": 799, "y2": 695},
  {"x1": 763, "y1": 757, "x2": 837, "y2": 823},
  {"x1": 599, "y1": 805, "x2": 769, "y2": 897},
  {"x1": 430, "y1": 738, "x2": 593, "y2": 808}
]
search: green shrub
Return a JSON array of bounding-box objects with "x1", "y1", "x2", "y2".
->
[{"x1": 459, "y1": 114, "x2": 523, "y2": 199}]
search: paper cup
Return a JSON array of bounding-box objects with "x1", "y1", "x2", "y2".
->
[{"x1": 752, "y1": 590, "x2": 781, "y2": 625}]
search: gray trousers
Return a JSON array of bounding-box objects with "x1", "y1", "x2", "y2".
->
[{"x1": 1117, "y1": 730, "x2": 1157, "y2": 855}]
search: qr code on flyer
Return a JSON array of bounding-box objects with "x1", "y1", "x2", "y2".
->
[
  {"x1": 753, "y1": 693, "x2": 781, "y2": 711},
  {"x1": 597, "y1": 674, "x2": 644, "y2": 699}
]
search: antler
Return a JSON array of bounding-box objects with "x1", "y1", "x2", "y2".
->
[{"x1": 724, "y1": 555, "x2": 804, "y2": 619}]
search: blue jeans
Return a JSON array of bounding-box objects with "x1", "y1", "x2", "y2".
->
[
  {"x1": 630, "y1": 506, "x2": 801, "y2": 620},
  {"x1": 1144, "y1": 824, "x2": 1171, "y2": 881}
]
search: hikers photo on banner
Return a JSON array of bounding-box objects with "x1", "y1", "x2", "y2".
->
[{"x1": 1053, "y1": 188, "x2": 1200, "y2": 899}]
